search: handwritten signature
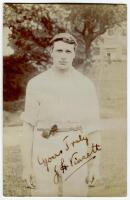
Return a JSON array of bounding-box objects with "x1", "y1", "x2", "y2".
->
[
  {"x1": 53, "y1": 143, "x2": 101, "y2": 184},
  {"x1": 37, "y1": 133, "x2": 89, "y2": 172},
  {"x1": 37, "y1": 133, "x2": 101, "y2": 184}
]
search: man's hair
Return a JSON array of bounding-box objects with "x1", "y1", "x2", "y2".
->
[{"x1": 50, "y1": 32, "x2": 78, "y2": 50}]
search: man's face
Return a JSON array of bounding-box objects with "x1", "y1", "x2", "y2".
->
[{"x1": 51, "y1": 41, "x2": 76, "y2": 70}]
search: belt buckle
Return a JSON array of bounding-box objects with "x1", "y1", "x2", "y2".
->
[{"x1": 41, "y1": 124, "x2": 58, "y2": 139}]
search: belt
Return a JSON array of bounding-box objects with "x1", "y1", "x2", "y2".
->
[{"x1": 37, "y1": 124, "x2": 82, "y2": 139}]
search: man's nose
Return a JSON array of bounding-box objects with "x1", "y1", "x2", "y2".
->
[
  {"x1": 61, "y1": 57, "x2": 66, "y2": 60},
  {"x1": 61, "y1": 53, "x2": 67, "y2": 59}
]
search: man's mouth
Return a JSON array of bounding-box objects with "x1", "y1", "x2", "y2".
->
[{"x1": 59, "y1": 61, "x2": 67, "y2": 65}]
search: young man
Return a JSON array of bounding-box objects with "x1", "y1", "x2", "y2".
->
[{"x1": 21, "y1": 32, "x2": 101, "y2": 196}]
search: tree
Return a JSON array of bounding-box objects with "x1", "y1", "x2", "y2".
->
[
  {"x1": 3, "y1": 55, "x2": 39, "y2": 101},
  {"x1": 3, "y1": 3, "x2": 126, "y2": 102},
  {"x1": 67, "y1": 4, "x2": 126, "y2": 52},
  {"x1": 63, "y1": 4, "x2": 127, "y2": 70},
  {"x1": 4, "y1": 3, "x2": 70, "y2": 67},
  {"x1": 3, "y1": 3, "x2": 70, "y2": 102},
  {"x1": 4, "y1": 3, "x2": 126, "y2": 66}
]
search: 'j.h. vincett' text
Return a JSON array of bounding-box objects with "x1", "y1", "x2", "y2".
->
[{"x1": 37, "y1": 133, "x2": 101, "y2": 184}]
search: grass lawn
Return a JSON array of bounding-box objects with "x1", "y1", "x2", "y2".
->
[
  {"x1": 3, "y1": 125, "x2": 127, "y2": 197},
  {"x1": 3, "y1": 60, "x2": 127, "y2": 196}
]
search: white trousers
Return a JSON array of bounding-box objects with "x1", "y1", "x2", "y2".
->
[{"x1": 32, "y1": 129, "x2": 88, "y2": 196}]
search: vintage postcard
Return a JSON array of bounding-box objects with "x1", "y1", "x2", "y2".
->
[{"x1": 3, "y1": 2, "x2": 127, "y2": 197}]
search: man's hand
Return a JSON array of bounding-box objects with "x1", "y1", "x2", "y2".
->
[
  {"x1": 86, "y1": 165, "x2": 101, "y2": 187},
  {"x1": 22, "y1": 167, "x2": 36, "y2": 189}
]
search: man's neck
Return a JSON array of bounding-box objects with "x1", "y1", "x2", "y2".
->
[{"x1": 51, "y1": 65, "x2": 74, "y2": 78}]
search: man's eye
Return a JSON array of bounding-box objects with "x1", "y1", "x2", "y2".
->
[
  {"x1": 57, "y1": 49, "x2": 63, "y2": 52},
  {"x1": 66, "y1": 50, "x2": 71, "y2": 53}
]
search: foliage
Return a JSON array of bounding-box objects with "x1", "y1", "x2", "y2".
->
[
  {"x1": 3, "y1": 55, "x2": 39, "y2": 101},
  {"x1": 4, "y1": 4, "x2": 126, "y2": 65},
  {"x1": 4, "y1": 4, "x2": 70, "y2": 66},
  {"x1": 67, "y1": 4, "x2": 126, "y2": 50},
  {"x1": 3, "y1": 3, "x2": 126, "y2": 103}
]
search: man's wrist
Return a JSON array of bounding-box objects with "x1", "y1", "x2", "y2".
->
[{"x1": 90, "y1": 158, "x2": 100, "y2": 170}]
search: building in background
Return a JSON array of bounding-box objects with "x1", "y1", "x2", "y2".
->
[{"x1": 92, "y1": 21, "x2": 127, "y2": 63}]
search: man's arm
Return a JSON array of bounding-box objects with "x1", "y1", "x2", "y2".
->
[
  {"x1": 21, "y1": 121, "x2": 36, "y2": 188},
  {"x1": 20, "y1": 80, "x2": 39, "y2": 188},
  {"x1": 89, "y1": 130, "x2": 101, "y2": 163},
  {"x1": 87, "y1": 131, "x2": 102, "y2": 186},
  {"x1": 85, "y1": 81, "x2": 102, "y2": 186}
]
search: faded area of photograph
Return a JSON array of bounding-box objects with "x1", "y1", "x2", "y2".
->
[{"x1": 3, "y1": 3, "x2": 127, "y2": 197}]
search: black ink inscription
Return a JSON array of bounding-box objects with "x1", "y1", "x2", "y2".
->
[{"x1": 37, "y1": 149, "x2": 63, "y2": 172}]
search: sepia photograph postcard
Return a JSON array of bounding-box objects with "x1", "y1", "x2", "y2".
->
[{"x1": 2, "y1": 1, "x2": 127, "y2": 197}]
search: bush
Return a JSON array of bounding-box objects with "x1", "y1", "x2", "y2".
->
[{"x1": 3, "y1": 55, "x2": 39, "y2": 101}]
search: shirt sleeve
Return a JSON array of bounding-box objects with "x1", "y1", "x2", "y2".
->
[
  {"x1": 21, "y1": 80, "x2": 39, "y2": 126},
  {"x1": 84, "y1": 82, "x2": 102, "y2": 134}
]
